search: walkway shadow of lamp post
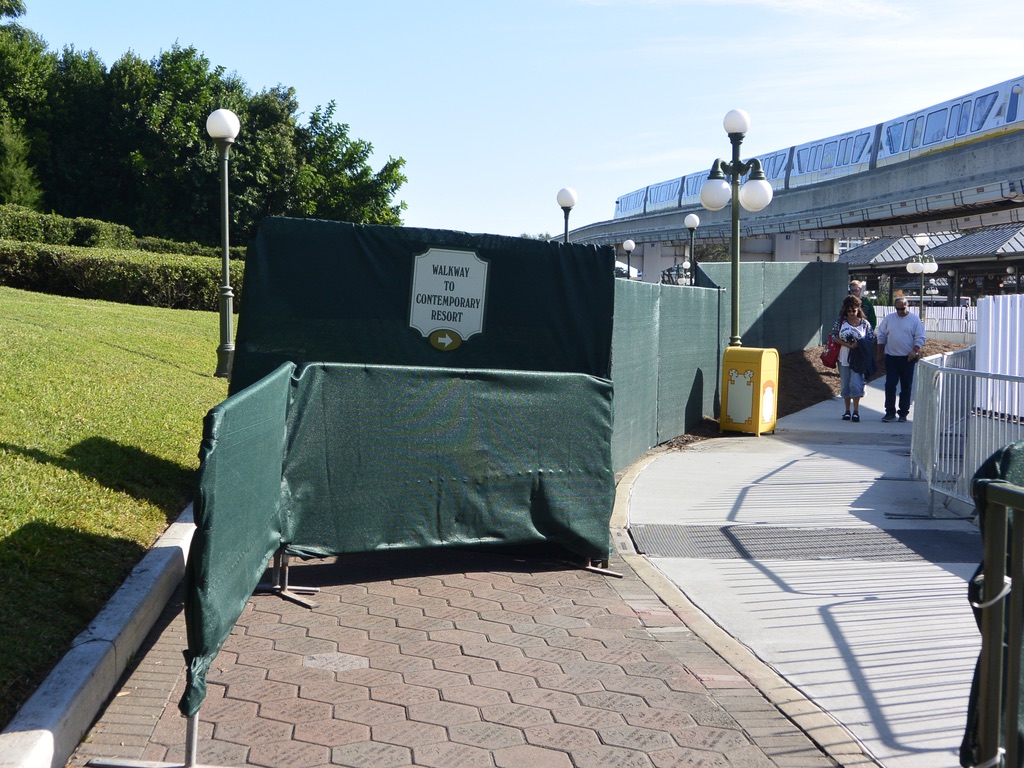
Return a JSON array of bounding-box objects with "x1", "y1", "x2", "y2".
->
[
  {"x1": 622, "y1": 239, "x2": 635, "y2": 279},
  {"x1": 699, "y1": 109, "x2": 773, "y2": 347},
  {"x1": 207, "y1": 108, "x2": 241, "y2": 378},
  {"x1": 685, "y1": 213, "x2": 699, "y2": 285},
  {"x1": 557, "y1": 187, "x2": 577, "y2": 244}
]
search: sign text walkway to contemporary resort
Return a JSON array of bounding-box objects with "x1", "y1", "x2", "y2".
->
[{"x1": 409, "y1": 248, "x2": 488, "y2": 351}]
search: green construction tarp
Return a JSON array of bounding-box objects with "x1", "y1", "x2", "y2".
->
[
  {"x1": 180, "y1": 362, "x2": 614, "y2": 717},
  {"x1": 231, "y1": 218, "x2": 616, "y2": 393}
]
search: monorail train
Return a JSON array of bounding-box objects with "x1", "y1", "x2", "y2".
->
[{"x1": 614, "y1": 74, "x2": 1024, "y2": 219}]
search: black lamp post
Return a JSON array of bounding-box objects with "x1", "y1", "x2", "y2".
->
[
  {"x1": 699, "y1": 109, "x2": 773, "y2": 347},
  {"x1": 684, "y1": 213, "x2": 699, "y2": 283},
  {"x1": 556, "y1": 187, "x2": 577, "y2": 244},
  {"x1": 206, "y1": 108, "x2": 241, "y2": 378},
  {"x1": 623, "y1": 239, "x2": 635, "y2": 280}
]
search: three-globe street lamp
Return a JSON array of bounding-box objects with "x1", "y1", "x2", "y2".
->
[
  {"x1": 699, "y1": 109, "x2": 773, "y2": 346},
  {"x1": 684, "y1": 213, "x2": 700, "y2": 284},
  {"x1": 623, "y1": 239, "x2": 635, "y2": 280},
  {"x1": 556, "y1": 187, "x2": 578, "y2": 244},
  {"x1": 207, "y1": 108, "x2": 241, "y2": 378},
  {"x1": 907, "y1": 234, "x2": 938, "y2": 319}
]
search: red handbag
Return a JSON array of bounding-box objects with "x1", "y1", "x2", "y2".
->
[{"x1": 819, "y1": 335, "x2": 840, "y2": 369}]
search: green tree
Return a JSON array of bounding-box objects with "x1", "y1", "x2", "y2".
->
[
  {"x1": 0, "y1": 20, "x2": 51, "y2": 122},
  {"x1": 290, "y1": 101, "x2": 406, "y2": 225},
  {"x1": 0, "y1": 1, "x2": 26, "y2": 18},
  {"x1": 0, "y1": 115, "x2": 41, "y2": 208},
  {"x1": 32, "y1": 46, "x2": 110, "y2": 218}
]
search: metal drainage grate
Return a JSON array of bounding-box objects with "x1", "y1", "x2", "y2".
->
[{"x1": 629, "y1": 524, "x2": 980, "y2": 562}]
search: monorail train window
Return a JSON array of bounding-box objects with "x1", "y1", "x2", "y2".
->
[
  {"x1": 886, "y1": 123, "x2": 905, "y2": 154},
  {"x1": 902, "y1": 120, "x2": 915, "y2": 151},
  {"x1": 923, "y1": 108, "x2": 948, "y2": 145},
  {"x1": 1008, "y1": 86, "x2": 1021, "y2": 123},
  {"x1": 911, "y1": 115, "x2": 924, "y2": 148},
  {"x1": 947, "y1": 104, "x2": 961, "y2": 139},
  {"x1": 842, "y1": 137, "x2": 854, "y2": 165},
  {"x1": 811, "y1": 144, "x2": 821, "y2": 170},
  {"x1": 972, "y1": 91, "x2": 998, "y2": 131},
  {"x1": 820, "y1": 141, "x2": 837, "y2": 169},
  {"x1": 853, "y1": 132, "x2": 870, "y2": 161},
  {"x1": 958, "y1": 101, "x2": 972, "y2": 135}
]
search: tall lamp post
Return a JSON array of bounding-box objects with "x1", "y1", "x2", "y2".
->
[
  {"x1": 556, "y1": 187, "x2": 577, "y2": 244},
  {"x1": 699, "y1": 110, "x2": 773, "y2": 346},
  {"x1": 684, "y1": 213, "x2": 699, "y2": 284},
  {"x1": 622, "y1": 239, "x2": 635, "y2": 280},
  {"x1": 207, "y1": 108, "x2": 241, "y2": 378},
  {"x1": 908, "y1": 234, "x2": 937, "y2": 319}
]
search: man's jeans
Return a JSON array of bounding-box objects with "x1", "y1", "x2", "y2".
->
[{"x1": 884, "y1": 354, "x2": 917, "y2": 418}]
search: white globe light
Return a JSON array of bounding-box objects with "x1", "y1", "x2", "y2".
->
[
  {"x1": 739, "y1": 179, "x2": 773, "y2": 212},
  {"x1": 913, "y1": 234, "x2": 931, "y2": 248},
  {"x1": 623, "y1": 239, "x2": 635, "y2": 253},
  {"x1": 923, "y1": 260, "x2": 939, "y2": 274},
  {"x1": 682, "y1": 260, "x2": 691, "y2": 270},
  {"x1": 206, "y1": 108, "x2": 240, "y2": 141},
  {"x1": 723, "y1": 109, "x2": 751, "y2": 135},
  {"x1": 700, "y1": 178, "x2": 731, "y2": 211},
  {"x1": 684, "y1": 213, "x2": 700, "y2": 230},
  {"x1": 556, "y1": 187, "x2": 578, "y2": 209},
  {"x1": 906, "y1": 261, "x2": 921, "y2": 275}
]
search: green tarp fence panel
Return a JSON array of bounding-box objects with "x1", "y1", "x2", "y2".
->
[
  {"x1": 656, "y1": 284, "x2": 723, "y2": 444},
  {"x1": 697, "y1": 261, "x2": 848, "y2": 348},
  {"x1": 180, "y1": 362, "x2": 615, "y2": 718},
  {"x1": 961, "y1": 439, "x2": 1024, "y2": 767},
  {"x1": 231, "y1": 218, "x2": 615, "y2": 394},
  {"x1": 181, "y1": 362, "x2": 292, "y2": 716},
  {"x1": 610, "y1": 280, "x2": 660, "y2": 470},
  {"x1": 282, "y1": 364, "x2": 615, "y2": 559}
]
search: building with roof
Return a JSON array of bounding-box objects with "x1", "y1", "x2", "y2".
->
[{"x1": 838, "y1": 224, "x2": 1023, "y2": 305}]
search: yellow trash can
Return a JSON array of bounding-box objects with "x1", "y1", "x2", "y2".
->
[{"x1": 720, "y1": 347, "x2": 779, "y2": 436}]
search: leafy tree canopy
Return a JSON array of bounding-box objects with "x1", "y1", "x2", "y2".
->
[{"x1": 5, "y1": 5, "x2": 407, "y2": 245}]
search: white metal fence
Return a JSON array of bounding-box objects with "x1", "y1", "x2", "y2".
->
[
  {"x1": 874, "y1": 303, "x2": 977, "y2": 343},
  {"x1": 911, "y1": 347, "x2": 1024, "y2": 514}
]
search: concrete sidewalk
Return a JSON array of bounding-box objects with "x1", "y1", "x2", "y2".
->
[{"x1": 627, "y1": 378, "x2": 982, "y2": 768}]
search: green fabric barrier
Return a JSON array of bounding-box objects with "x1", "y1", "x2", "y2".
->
[
  {"x1": 179, "y1": 362, "x2": 614, "y2": 717},
  {"x1": 281, "y1": 363, "x2": 614, "y2": 559},
  {"x1": 231, "y1": 218, "x2": 615, "y2": 394},
  {"x1": 180, "y1": 362, "x2": 292, "y2": 717}
]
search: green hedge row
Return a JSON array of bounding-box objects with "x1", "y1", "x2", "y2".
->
[
  {"x1": 0, "y1": 205, "x2": 136, "y2": 249},
  {"x1": 135, "y1": 235, "x2": 246, "y2": 261},
  {"x1": 0, "y1": 205, "x2": 248, "y2": 260},
  {"x1": 0, "y1": 240, "x2": 244, "y2": 311}
]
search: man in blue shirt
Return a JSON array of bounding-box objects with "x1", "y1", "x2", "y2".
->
[{"x1": 876, "y1": 296, "x2": 926, "y2": 423}]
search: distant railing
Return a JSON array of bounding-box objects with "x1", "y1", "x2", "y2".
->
[
  {"x1": 911, "y1": 348, "x2": 1024, "y2": 513},
  {"x1": 874, "y1": 303, "x2": 977, "y2": 343},
  {"x1": 971, "y1": 478, "x2": 1024, "y2": 768}
]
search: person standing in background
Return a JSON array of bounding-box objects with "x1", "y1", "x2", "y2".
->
[
  {"x1": 876, "y1": 296, "x2": 926, "y2": 423},
  {"x1": 848, "y1": 280, "x2": 876, "y2": 329}
]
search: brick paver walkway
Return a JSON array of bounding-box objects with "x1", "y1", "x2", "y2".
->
[{"x1": 68, "y1": 549, "x2": 839, "y2": 768}]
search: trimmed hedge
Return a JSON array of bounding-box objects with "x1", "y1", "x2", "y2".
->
[
  {"x1": 0, "y1": 205, "x2": 135, "y2": 249},
  {"x1": 0, "y1": 240, "x2": 243, "y2": 311},
  {"x1": 135, "y1": 235, "x2": 246, "y2": 261}
]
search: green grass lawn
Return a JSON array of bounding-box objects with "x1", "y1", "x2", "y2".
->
[{"x1": 0, "y1": 286, "x2": 228, "y2": 728}]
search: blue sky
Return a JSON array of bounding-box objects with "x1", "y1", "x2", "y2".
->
[{"x1": 18, "y1": 0, "x2": 1024, "y2": 238}]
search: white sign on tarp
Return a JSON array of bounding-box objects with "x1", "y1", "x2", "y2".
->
[{"x1": 409, "y1": 248, "x2": 488, "y2": 350}]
